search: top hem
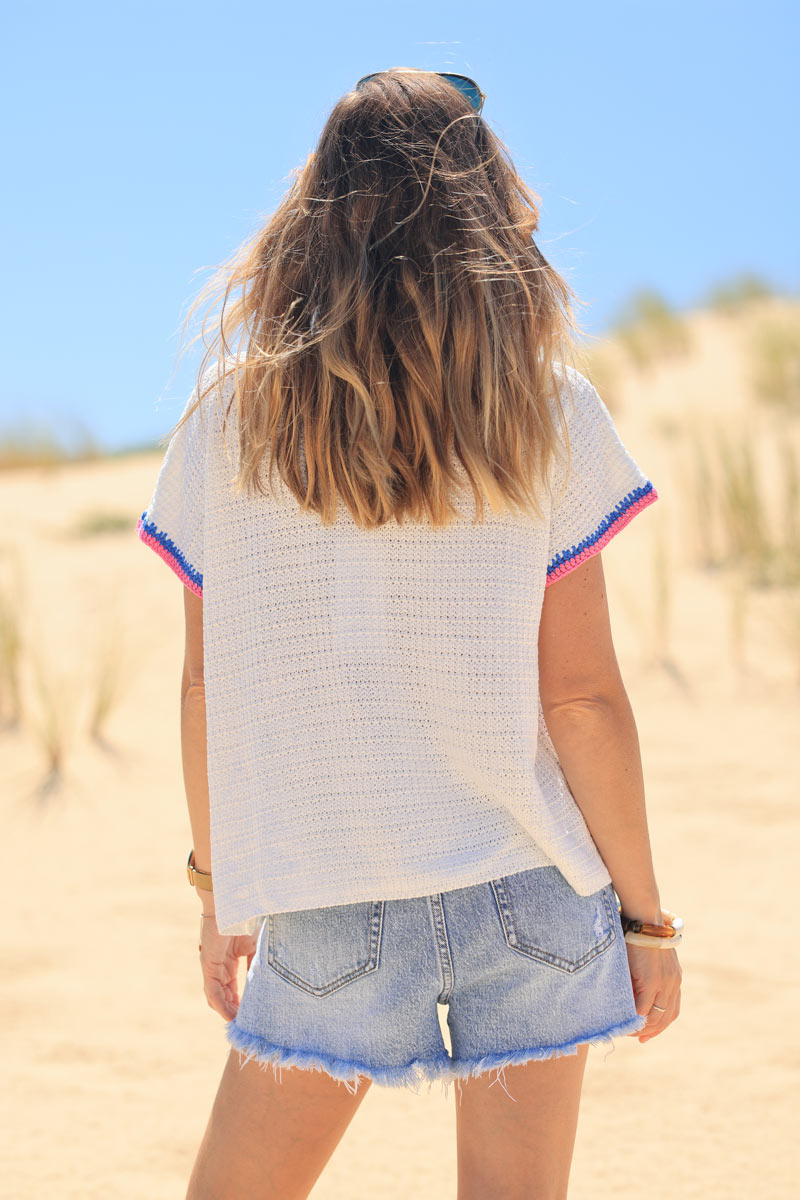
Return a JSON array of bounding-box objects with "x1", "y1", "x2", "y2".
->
[{"x1": 212, "y1": 853, "x2": 613, "y2": 935}]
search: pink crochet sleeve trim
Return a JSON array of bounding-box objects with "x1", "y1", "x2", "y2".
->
[
  {"x1": 545, "y1": 487, "x2": 658, "y2": 587},
  {"x1": 137, "y1": 514, "x2": 203, "y2": 597}
]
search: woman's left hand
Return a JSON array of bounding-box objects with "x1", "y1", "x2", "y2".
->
[{"x1": 198, "y1": 915, "x2": 261, "y2": 1021}]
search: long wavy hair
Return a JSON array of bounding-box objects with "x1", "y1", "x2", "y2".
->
[{"x1": 172, "y1": 66, "x2": 588, "y2": 528}]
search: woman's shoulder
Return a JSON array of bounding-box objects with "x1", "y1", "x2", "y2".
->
[
  {"x1": 551, "y1": 360, "x2": 599, "y2": 409},
  {"x1": 195, "y1": 357, "x2": 239, "y2": 417}
]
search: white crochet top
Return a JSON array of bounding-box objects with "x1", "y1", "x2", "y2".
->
[{"x1": 137, "y1": 362, "x2": 658, "y2": 935}]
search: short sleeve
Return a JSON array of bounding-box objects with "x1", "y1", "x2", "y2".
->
[
  {"x1": 136, "y1": 386, "x2": 207, "y2": 596},
  {"x1": 545, "y1": 366, "x2": 658, "y2": 587}
]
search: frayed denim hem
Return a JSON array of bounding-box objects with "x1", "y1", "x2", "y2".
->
[
  {"x1": 225, "y1": 1017, "x2": 454, "y2": 1096},
  {"x1": 225, "y1": 1010, "x2": 648, "y2": 1102},
  {"x1": 444, "y1": 1010, "x2": 649, "y2": 1103}
]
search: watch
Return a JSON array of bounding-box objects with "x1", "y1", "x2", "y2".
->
[{"x1": 187, "y1": 848, "x2": 213, "y2": 891}]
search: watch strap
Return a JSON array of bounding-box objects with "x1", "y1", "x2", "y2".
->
[{"x1": 187, "y1": 848, "x2": 213, "y2": 891}]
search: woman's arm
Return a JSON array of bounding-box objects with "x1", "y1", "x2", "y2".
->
[
  {"x1": 181, "y1": 588, "x2": 215, "y2": 916},
  {"x1": 180, "y1": 589, "x2": 257, "y2": 1021},
  {"x1": 538, "y1": 552, "x2": 662, "y2": 924}
]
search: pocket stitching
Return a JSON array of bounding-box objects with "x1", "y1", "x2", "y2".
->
[
  {"x1": 267, "y1": 899, "x2": 385, "y2": 997},
  {"x1": 491, "y1": 877, "x2": 616, "y2": 974}
]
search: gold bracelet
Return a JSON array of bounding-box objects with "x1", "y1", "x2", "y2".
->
[{"x1": 187, "y1": 848, "x2": 213, "y2": 891}]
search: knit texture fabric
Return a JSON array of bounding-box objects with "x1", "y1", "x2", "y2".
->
[{"x1": 137, "y1": 362, "x2": 658, "y2": 935}]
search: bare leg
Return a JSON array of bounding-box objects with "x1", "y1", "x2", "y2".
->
[
  {"x1": 186, "y1": 1050, "x2": 372, "y2": 1200},
  {"x1": 454, "y1": 1043, "x2": 590, "y2": 1200}
]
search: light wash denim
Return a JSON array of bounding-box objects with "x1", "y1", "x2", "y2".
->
[{"x1": 225, "y1": 865, "x2": 647, "y2": 1100}]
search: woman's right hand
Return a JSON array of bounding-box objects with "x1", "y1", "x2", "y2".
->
[{"x1": 626, "y1": 942, "x2": 682, "y2": 1041}]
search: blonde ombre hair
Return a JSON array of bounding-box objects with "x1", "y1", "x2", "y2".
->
[{"x1": 173, "y1": 67, "x2": 588, "y2": 528}]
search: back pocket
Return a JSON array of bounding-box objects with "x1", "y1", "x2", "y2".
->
[
  {"x1": 267, "y1": 899, "x2": 385, "y2": 996},
  {"x1": 491, "y1": 866, "x2": 615, "y2": 974}
]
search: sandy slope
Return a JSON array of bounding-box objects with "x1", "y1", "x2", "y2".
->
[{"x1": 1, "y1": 306, "x2": 798, "y2": 1197}]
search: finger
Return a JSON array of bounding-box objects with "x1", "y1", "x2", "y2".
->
[
  {"x1": 219, "y1": 968, "x2": 239, "y2": 1010},
  {"x1": 634, "y1": 989, "x2": 658, "y2": 1019},
  {"x1": 633, "y1": 998, "x2": 657, "y2": 1036},
  {"x1": 639, "y1": 997, "x2": 673, "y2": 1039},
  {"x1": 224, "y1": 956, "x2": 242, "y2": 1006},
  {"x1": 201, "y1": 959, "x2": 239, "y2": 1018},
  {"x1": 648, "y1": 996, "x2": 670, "y2": 1020},
  {"x1": 205, "y1": 977, "x2": 238, "y2": 1020},
  {"x1": 657, "y1": 989, "x2": 680, "y2": 1032}
]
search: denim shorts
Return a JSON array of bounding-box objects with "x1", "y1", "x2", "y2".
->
[{"x1": 225, "y1": 865, "x2": 647, "y2": 1100}]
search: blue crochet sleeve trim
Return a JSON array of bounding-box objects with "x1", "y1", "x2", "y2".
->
[
  {"x1": 546, "y1": 481, "x2": 657, "y2": 581},
  {"x1": 137, "y1": 511, "x2": 203, "y2": 594}
]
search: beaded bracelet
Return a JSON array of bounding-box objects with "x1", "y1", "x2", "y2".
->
[
  {"x1": 625, "y1": 929, "x2": 682, "y2": 948},
  {"x1": 619, "y1": 907, "x2": 683, "y2": 949}
]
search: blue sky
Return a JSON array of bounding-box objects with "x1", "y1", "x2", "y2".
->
[{"x1": 3, "y1": 1, "x2": 797, "y2": 452}]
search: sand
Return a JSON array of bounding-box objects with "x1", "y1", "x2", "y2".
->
[{"x1": 1, "y1": 302, "x2": 798, "y2": 1197}]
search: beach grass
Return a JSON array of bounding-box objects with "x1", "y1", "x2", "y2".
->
[
  {"x1": 715, "y1": 423, "x2": 773, "y2": 583},
  {"x1": 0, "y1": 581, "x2": 23, "y2": 728},
  {"x1": 750, "y1": 311, "x2": 800, "y2": 413},
  {"x1": 27, "y1": 643, "x2": 72, "y2": 797},
  {"x1": 706, "y1": 272, "x2": 774, "y2": 316},
  {"x1": 611, "y1": 288, "x2": 692, "y2": 371},
  {"x1": 678, "y1": 417, "x2": 722, "y2": 569},
  {"x1": 0, "y1": 418, "x2": 102, "y2": 470},
  {"x1": 88, "y1": 621, "x2": 129, "y2": 745},
  {"x1": 69, "y1": 509, "x2": 137, "y2": 538}
]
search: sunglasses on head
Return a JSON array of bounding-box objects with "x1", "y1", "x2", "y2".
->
[{"x1": 355, "y1": 70, "x2": 485, "y2": 114}]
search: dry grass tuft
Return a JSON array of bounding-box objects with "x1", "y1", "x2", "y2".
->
[
  {"x1": 611, "y1": 289, "x2": 692, "y2": 371},
  {"x1": 27, "y1": 643, "x2": 73, "y2": 799},
  {"x1": 679, "y1": 419, "x2": 721, "y2": 569},
  {"x1": 681, "y1": 417, "x2": 797, "y2": 588},
  {"x1": 0, "y1": 549, "x2": 26, "y2": 729},
  {"x1": 776, "y1": 437, "x2": 800, "y2": 585},
  {"x1": 68, "y1": 510, "x2": 136, "y2": 538},
  {"x1": 0, "y1": 419, "x2": 102, "y2": 470},
  {"x1": 707, "y1": 273, "x2": 774, "y2": 316},
  {"x1": 88, "y1": 621, "x2": 130, "y2": 746},
  {"x1": 750, "y1": 312, "x2": 800, "y2": 413},
  {"x1": 575, "y1": 341, "x2": 624, "y2": 411},
  {"x1": 775, "y1": 586, "x2": 800, "y2": 687},
  {"x1": 715, "y1": 424, "x2": 773, "y2": 584},
  {"x1": 651, "y1": 520, "x2": 672, "y2": 665},
  {"x1": 676, "y1": 396, "x2": 800, "y2": 671},
  {"x1": 726, "y1": 568, "x2": 750, "y2": 677},
  {"x1": 0, "y1": 584, "x2": 23, "y2": 727}
]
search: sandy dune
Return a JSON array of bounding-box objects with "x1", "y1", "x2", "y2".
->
[{"x1": 2, "y1": 303, "x2": 798, "y2": 1197}]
